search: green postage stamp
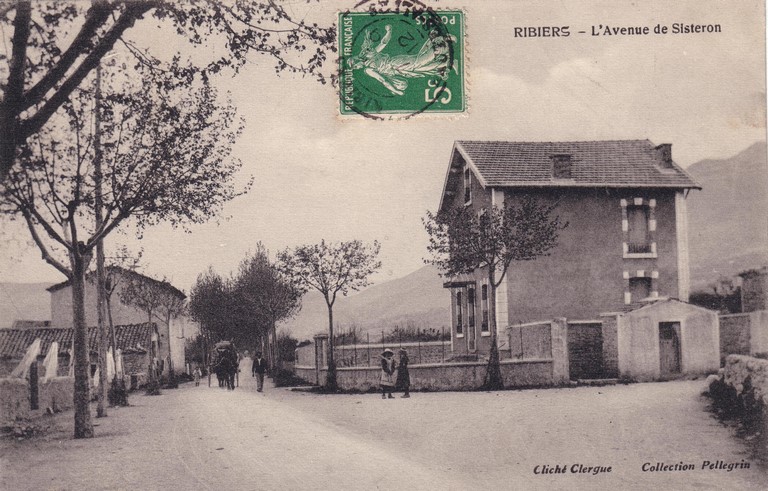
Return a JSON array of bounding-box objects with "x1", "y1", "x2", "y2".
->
[{"x1": 339, "y1": 10, "x2": 465, "y2": 117}]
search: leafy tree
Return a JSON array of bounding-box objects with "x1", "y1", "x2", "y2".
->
[
  {"x1": 278, "y1": 240, "x2": 381, "y2": 391},
  {"x1": 0, "y1": 1, "x2": 336, "y2": 180},
  {"x1": 189, "y1": 267, "x2": 232, "y2": 360},
  {"x1": 233, "y1": 244, "x2": 302, "y2": 369},
  {"x1": 0, "y1": 65, "x2": 243, "y2": 438},
  {"x1": 277, "y1": 331, "x2": 299, "y2": 363},
  {"x1": 690, "y1": 277, "x2": 742, "y2": 314},
  {"x1": 423, "y1": 196, "x2": 566, "y2": 390}
]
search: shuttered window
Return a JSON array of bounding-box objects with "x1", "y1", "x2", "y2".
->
[{"x1": 627, "y1": 205, "x2": 651, "y2": 253}]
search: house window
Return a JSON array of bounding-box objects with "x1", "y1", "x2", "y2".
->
[
  {"x1": 464, "y1": 168, "x2": 472, "y2": 204},
  {"x1": 627, "y1": 205, "x2": 651, "y2": 253},
  {"x1": 455, "y1": 290, "x2": 464, "y2": 335},
  {"x1": 467, "y1": 286, "x2": 476, "y2": 329},
  {"x1": 629, "y1": 277, "x2": 652, "y2": 302},
  {"x1": 621, "y1": 198, "x2": 657, "y2": 258},
  {"x1": 481, "y1": 284, "x2": 489, "y2": 332}
]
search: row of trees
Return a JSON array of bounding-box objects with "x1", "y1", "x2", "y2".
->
[
  {"x1": 189, "y1": 244, "x2": 302, "y2": 369},
  {"x1": 188, "y1": 240, "x2": 383, "y2": 391}
]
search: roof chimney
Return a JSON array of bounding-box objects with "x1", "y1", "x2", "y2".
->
[
  {"x1": 551, "y1": 154, "x2": 572, "y2": 179},
  {"x1": 655, "y1": 144, "x2": 673, "y2": 168}
]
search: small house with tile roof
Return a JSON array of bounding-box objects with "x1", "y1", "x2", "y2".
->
[
  {"x1": 439, "y1": 140, "x2": 701, "y2": 360},
  {"x1": 47, "y1": 267, "x2": 197, "y2": 375},
  {"x1": 0, "y1": 323, "x2": 155, "y2": 377}
]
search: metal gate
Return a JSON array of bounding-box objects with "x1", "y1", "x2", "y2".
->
[{"x1": 567, "y1": 323, "x2": 604, "y2": 380}]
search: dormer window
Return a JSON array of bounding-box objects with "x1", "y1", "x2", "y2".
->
[
  {"x1": 464, "y1": 167, "x2": 472, "y2": 204},
  {"x1": 654, "y1": 144, "x2": 673, "y2": 169},
  {"x1": 551, "y1": 154, "x2": 572, "y2": 179}
]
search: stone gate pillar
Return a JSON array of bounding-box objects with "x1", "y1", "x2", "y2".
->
[
  {"x1": 551, "y1": 318, "x2": 569, "y2": 384},
  {"x1": 313, "y1": 334, "x2": 328, "y2": 386}
]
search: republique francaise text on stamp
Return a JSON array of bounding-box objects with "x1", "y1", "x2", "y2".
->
[{"x1": 338, "y1": 9, "x2": 465, "y2": 117}]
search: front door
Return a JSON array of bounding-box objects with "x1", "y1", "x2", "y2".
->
[{"x1": 659, "y1": 322, "x2": 681, "y2": 375}]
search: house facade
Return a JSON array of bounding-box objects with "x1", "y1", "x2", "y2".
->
[
  {"x1": 439, "y1": 140, "x2": 701, "y2": 358},
  {"x1": 46, "y1": 267, "x2": 197, "y2": 373}
]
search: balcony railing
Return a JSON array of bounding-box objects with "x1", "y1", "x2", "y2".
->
[{"x1": 627, "y1": 242, "x2": 652, "y2": 254}]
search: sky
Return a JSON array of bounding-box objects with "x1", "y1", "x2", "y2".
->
[{"x1": 1, "y1": 0, "x2": 765, "y2": 294}]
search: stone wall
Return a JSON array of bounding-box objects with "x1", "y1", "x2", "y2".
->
[
  {"x1": 718, "y1": 310, "x2": 768, "y2": 363},
  {"x1": 720, "y1": 313, "x2": 752, "y2": 363},
  {"x1": 334, "y1": 341, "x2": 451, "y2": 367},
  {"x1": 601, "y1": 314, "x2": 619, "y2": 378},
  {"x1": 722, "y1": 355, "x2": 768, "y2": 408},
  {"x1": 508, "y1": 322, "x2": 551, "y2": 359},
  {"x1": 0, "y1": 378, "x2": 30, "y2": 422},
  {"x1": 39, "y1": 377, "x2": 74, "y2": 413},
  {"x1": 740, "y1": 268, "x2": 768, "y2": 313},
  {"x1": 302, "y1": 359, "x2": 555, "y2": 391}
]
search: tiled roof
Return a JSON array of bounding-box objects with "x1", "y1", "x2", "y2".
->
[
  {"x1": 0, "y1": 323, "x2": 154, "y2": 358},
  {"x1": 455, "y1": 140, "x2": 700, "y2": 189},
  {"x1": 47, "y1": 266, "x2": 185, "y2": 299}
]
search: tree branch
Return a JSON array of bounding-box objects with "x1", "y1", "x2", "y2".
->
[
  {"x1": 20, "y1": 3, "x2": 153, "y2": 139},
  {"x1": 20, "y1": 208, "x2": 71, "y2": 277}
]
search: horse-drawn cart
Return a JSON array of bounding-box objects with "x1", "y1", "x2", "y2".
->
[{"x1": 209, "y1": 341, "x2": 239, "y2": 390}]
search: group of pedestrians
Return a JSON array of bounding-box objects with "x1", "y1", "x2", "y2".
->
[{"x1": 380, "y1": 348, "x2": 410, "y2": 399}]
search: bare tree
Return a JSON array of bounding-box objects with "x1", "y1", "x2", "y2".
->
[
  {"x1": 278, "y1": 240, "x2": 381, "y2": 391},
  {"x1": 1, "y1": 66, "x2": 244, "y2": 438},
  {"x1": 423, "y1": 196, "x2": 566, "y2": 389},
  {"x1": 0, "y1": 1, "x2": 336, "y2": 180}
]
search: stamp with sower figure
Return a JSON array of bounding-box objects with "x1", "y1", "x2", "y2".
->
[{"x1": 339, "y1": 9, "x2": 465, "y2": 117}]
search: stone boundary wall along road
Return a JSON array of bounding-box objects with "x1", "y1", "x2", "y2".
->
[
  {"x1": 296, "y1": 359, "x2": 555, "y2": 391},
  {"x1": 0, "y1": 376, "x2": 74, "y2": 422}
]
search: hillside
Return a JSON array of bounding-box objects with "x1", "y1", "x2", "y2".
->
[
  {"x1": 0, "y1": 282, "x2": 52, "y2": 328},
  {"x1": 686, "y1": 141, "x2": 768, "y2": 289},
  {"x1": 280, "y1": 265, "x2": 450, "y2": 341}
]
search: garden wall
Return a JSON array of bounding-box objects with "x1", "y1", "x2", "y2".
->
[
  {"x1": 0, "y1": 376, "x2": 74, "y2": 422},
  {"x1": 719, "y1": 310, "x2": 768, "y2": 363},
  {"x1": 314, "y1": 359, "x2": 554, "y2": 391},
  {"x1": 0, "y1": 378, "x2": 30, "y2": 422}
]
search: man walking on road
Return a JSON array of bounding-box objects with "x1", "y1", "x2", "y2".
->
[{"x1": 252, "y1": 351, "x2": 267, "y2": 392}]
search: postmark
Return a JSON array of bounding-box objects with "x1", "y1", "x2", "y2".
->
[{"x1": 339, "y1": 9, "x2": 465, "y2": 118}]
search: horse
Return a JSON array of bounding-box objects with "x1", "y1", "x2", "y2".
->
[{"x1": 212, "y1": 344, "x2": 238, "y2": 390}]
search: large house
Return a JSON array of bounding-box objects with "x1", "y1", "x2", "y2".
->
[
  {"x1": 46, "y1": 267, "x2": 198, "y2": 374},
  {"x1": 439, "y1": 140, "x2": 701, "y2": 358}
]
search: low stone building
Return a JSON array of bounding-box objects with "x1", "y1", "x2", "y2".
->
[
  {"x1": 0, "y1": 323, "x2": 155, "y2": 378},
  {"x1": 602, "y1": 299, "x2": 719, "y2": 381}
]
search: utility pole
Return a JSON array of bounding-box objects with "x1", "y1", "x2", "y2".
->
[{"x1": 94, "y1": 62, "x2": 108, "y2": 417}]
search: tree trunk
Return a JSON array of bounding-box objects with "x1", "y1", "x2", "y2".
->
[
  {"x1": 71, "y1": 252, "x2": 94, "y2": 438},
  {"x1": 325, "y1": 301, "x2": 338, "y2": 391},
  {"x1": 484, "y1": 267, "x2": 504, "y2": 390},
  {"x1": 271, "y1": 320, "x2": 278, "y2": 371}
]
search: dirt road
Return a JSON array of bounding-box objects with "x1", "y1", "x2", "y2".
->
[{"x1": 1, "y1": 365, "x2": 765, "y2": 490}]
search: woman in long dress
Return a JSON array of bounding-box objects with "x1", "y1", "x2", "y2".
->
[
  {"x1": 380, "y1": 349, "x2": 396, "y2": 399},
  {"x1": 348, "y1": 25, "x2": 457, "y2": 96},
  {"x1": 396, "y1": 348, "x2": 410, "y2": 398}
]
